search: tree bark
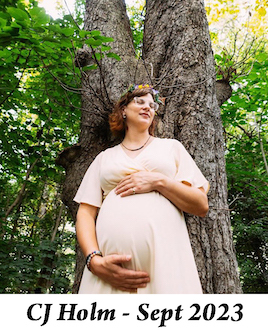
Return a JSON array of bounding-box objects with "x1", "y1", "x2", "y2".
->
[
  {"x1": 215, "y1": 79, "x2": 233, "y2": 107},
  {"x1": 59, "y1": 0, "x2": 242, "y2": 293},
  {"x1": 58, "y1": 0, "x2": 144, "y2": 293},
  {"x1": 143, "y1": 0, "x2": 241, "y2": 293}
]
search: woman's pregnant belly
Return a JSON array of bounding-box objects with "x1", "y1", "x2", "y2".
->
[{"x1": 95, "y1": 189, "x2": 181, "y2": 273}]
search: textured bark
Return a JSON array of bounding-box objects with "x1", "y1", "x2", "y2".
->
[
  {"x1": 143, "y1": 0, "x2": 241, "y2": 293},
  {"x1": 58, "y1": 0, "x2": 144, "y2": 293},
  {"x1": 215, "y1": 79, "x2": 233, "y2": 107},
  {"x1": 58, "y1": 0, "x2": 242, "y2": 293}
]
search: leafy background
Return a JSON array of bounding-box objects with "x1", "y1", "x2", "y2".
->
[{"x1": 0, "y1": 0, "x2": 267, "y2": 293}]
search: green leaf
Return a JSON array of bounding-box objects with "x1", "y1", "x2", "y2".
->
[
  {"x1": 0, "y1": 49, "x2": 10, "y2": 58},
  {"x1": 42, "y1": 36, "x2": 59, "y2": 43},
  {"x1": 106, "y1": 52, "x2": 121, "y2": 61},
  {"x1": 0, "y1": 17, "x2": 7, "y2": 27},
  {"x1": 94, "y1": 36, "x2": 114, "y2": 43},
  {"x1": 20, "y1": 49, "x2": 30, "y2": 57},
  {"x1": 0, "y1": 12, "x2": 10, "y2": 20},
  {"x1": 62, "y1": 14, "x2": 73, "y2": 22},
  {"x1": 214, "y1": 54, "x2": 223, "y2": 61},
  {"x1": 256, "y1": 52, "x2": 267, "y2": 63},
  {"x1": 94, "y1": 52, "x2": 102, "y2": 61},
  {"x1": 61, "y1": 28, "x2": 75, "y2": 37},
  {"x1": 2, "y1": 26, "x2": 20, "y2": 36},
  {"x1": 101, "y1": 45, "x2": 112, "y2": 52},
  {"x1": 85, "y1": 38, "x2": 102, "y2": 47},
  {"x1": 47, "y1": 25, "x2": 62, "y2": 34},
  {"x1": 83, "y1": 64, "x2": 98, "y2": 71},
  {"x1": 47, "y1": 168, "x2": 56, "y2": 177},
  {"x1": 60, "y1": 38, "x2": 73, "y2": 48},
  {"x1": 79, "y1": 30, "x2": 91, "y2": 38},
  {"x1": 29, "y1": 7, "x2": 50, "y2": 25},
  {"x1": 90, "y1": 30, "x2": 101, "y2": 36},
  {"x1": 7, "y1": 7, "x2": 29, "y2": 21}
]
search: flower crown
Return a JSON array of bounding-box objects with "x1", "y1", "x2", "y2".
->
[{"x1": 123, "y1": 84, "x2": 165, "y2": 105}]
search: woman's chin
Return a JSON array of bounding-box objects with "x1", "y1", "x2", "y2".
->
[{"x1": 128, "y1": 120, "x2": 151, "y2": 131}]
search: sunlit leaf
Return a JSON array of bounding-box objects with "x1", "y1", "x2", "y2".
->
[
  {"x1": 7, "y1": 7, "x2": 29, "y2": 21},
  {"x1": 106, "y1": 52, "x2": 121, "y2": 61}
]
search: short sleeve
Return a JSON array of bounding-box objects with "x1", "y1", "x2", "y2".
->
[
  {"x1": 73, "y1": 152, "x2": 103, "y2": 207},
  {"x1": 173, "y1": 140, "x2": 210, "y2": 193}
]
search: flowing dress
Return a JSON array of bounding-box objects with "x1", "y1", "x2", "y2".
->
[{"x1": 73, "y1": 138, "x2": 209, "y2": 294}]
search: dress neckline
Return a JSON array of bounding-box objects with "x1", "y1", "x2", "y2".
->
[{"x1": 119, "y1": 137, "x2": 158, "y2": 160}]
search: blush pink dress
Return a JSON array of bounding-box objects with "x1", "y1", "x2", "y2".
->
[{"x1": 73, "y1": 138, "x2": 209, "y2": 294}]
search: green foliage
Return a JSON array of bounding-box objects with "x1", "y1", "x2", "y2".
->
[
  {"x1": 222, "y1": 51, "x2": 268, "y2": 293},
  {"x1": 0, "y1": 230, "x2": 75, "y2": 293},
  {"x1": 127, "y1": 1, "x2": 145, "y2": 57},
  {"x1": 214, "y1": 51, "x2": 237, "y2": 81},
  {"x1": 0, "y1": 0, "x2": 119, "y2": 294}
]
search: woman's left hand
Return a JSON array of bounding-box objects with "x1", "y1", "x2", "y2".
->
[
  {"x1": 115, "y1": 170, "x2": 209, "y2": 217},
  {"x1": 115, "y1": 171, "x2": 163, "y2": 197}
]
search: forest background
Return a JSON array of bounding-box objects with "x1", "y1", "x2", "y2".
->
[{"x1": 0, "y1": 0, "x2": 267, "y2": 294}]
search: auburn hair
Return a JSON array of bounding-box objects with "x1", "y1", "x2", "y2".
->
[{"x1": 109, "y1": 88, "x2": 156, "y2": 138}]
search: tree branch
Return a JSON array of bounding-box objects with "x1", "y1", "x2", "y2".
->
[{"x1": 3, "y1": 157, "x2": 40, "y2": 223}]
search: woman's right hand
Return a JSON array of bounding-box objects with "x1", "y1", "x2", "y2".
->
[{"x1": 90, "y1": 254, "x2": 150, "y2": 293}]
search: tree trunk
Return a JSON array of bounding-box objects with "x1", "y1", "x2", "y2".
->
[
  {"x1": 1, "y1": 157, "x2": 40, "y2": 238},
  {"x1": 58, "y1": 0, "x2": 242, "y2": 293},
  {"x1": 35, "y1": 203, "x2": 65, "y2": 293},
  {"x1": 143, "y1": 0, "x2": 241, "y2": 293},
  {"x1": 215, "y1": 79, "x2": 233, "y2": 107},
  {"x1": 4, "y1": 158, "x2": 39, "y2": 220},
  {"x1": 57, "y1": 0, "x2": 143, "y2": 293}
]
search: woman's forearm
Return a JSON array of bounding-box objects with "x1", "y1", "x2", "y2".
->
[
  {"x1": 154, "y1": 175, "x2": 209, "y2": 217},
  {"x1": 115, "y1": 171, "x2": 209, "y2": 217},
  {"x1": 75, "y1": 203, "x2": 100, "y2": 257}
]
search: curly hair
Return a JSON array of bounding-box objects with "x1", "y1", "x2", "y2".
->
[{"x1": 109, "y1": 88, "x2": 156, "y2": 138}]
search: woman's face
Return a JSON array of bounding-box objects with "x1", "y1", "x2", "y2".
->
[{"x1": 122, "y1": 93, "x2": 156, "y2": 131}]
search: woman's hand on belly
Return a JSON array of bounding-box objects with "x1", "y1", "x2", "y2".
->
[
  {"x1": 90, "y1": 254, "x2": 150, "y2": 292},
  {"x1": 114, "y1": 170, "x2": 209, "y2": 217},
  {"x1": 115, "y1": 171, "x2": 164, "y2": 197}
]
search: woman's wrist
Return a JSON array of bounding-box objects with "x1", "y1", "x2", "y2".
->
[
  {"x1": 86, "y1": 250, "x2": 103, "y2": 272},
  {"x1": 89, "y1": 255, "x2": 103, "y2": 275},
  {"x1": 153, "y1": 173, "x2": 168, "y2": 192}
]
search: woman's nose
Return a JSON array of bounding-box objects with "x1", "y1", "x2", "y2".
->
[{"x1": 142, "y1": 104, "x2": 150, "y2": 110}]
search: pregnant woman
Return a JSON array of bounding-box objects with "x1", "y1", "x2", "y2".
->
[{"x1": 74, "y1": 84, "x2": 209, "y2": 294}]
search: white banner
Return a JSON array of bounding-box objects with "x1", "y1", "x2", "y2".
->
[{"x1": 0, "y1": 294, "x2": 266, "y2": 329}]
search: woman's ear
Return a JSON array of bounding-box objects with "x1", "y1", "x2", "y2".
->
[{"x1": 122, "y1": 107, "x2": 126, "y2": 118}]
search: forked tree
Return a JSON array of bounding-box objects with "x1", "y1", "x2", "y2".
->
[{"x1": 57, "y1": 0, "x2": 242, "y2": 293}]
